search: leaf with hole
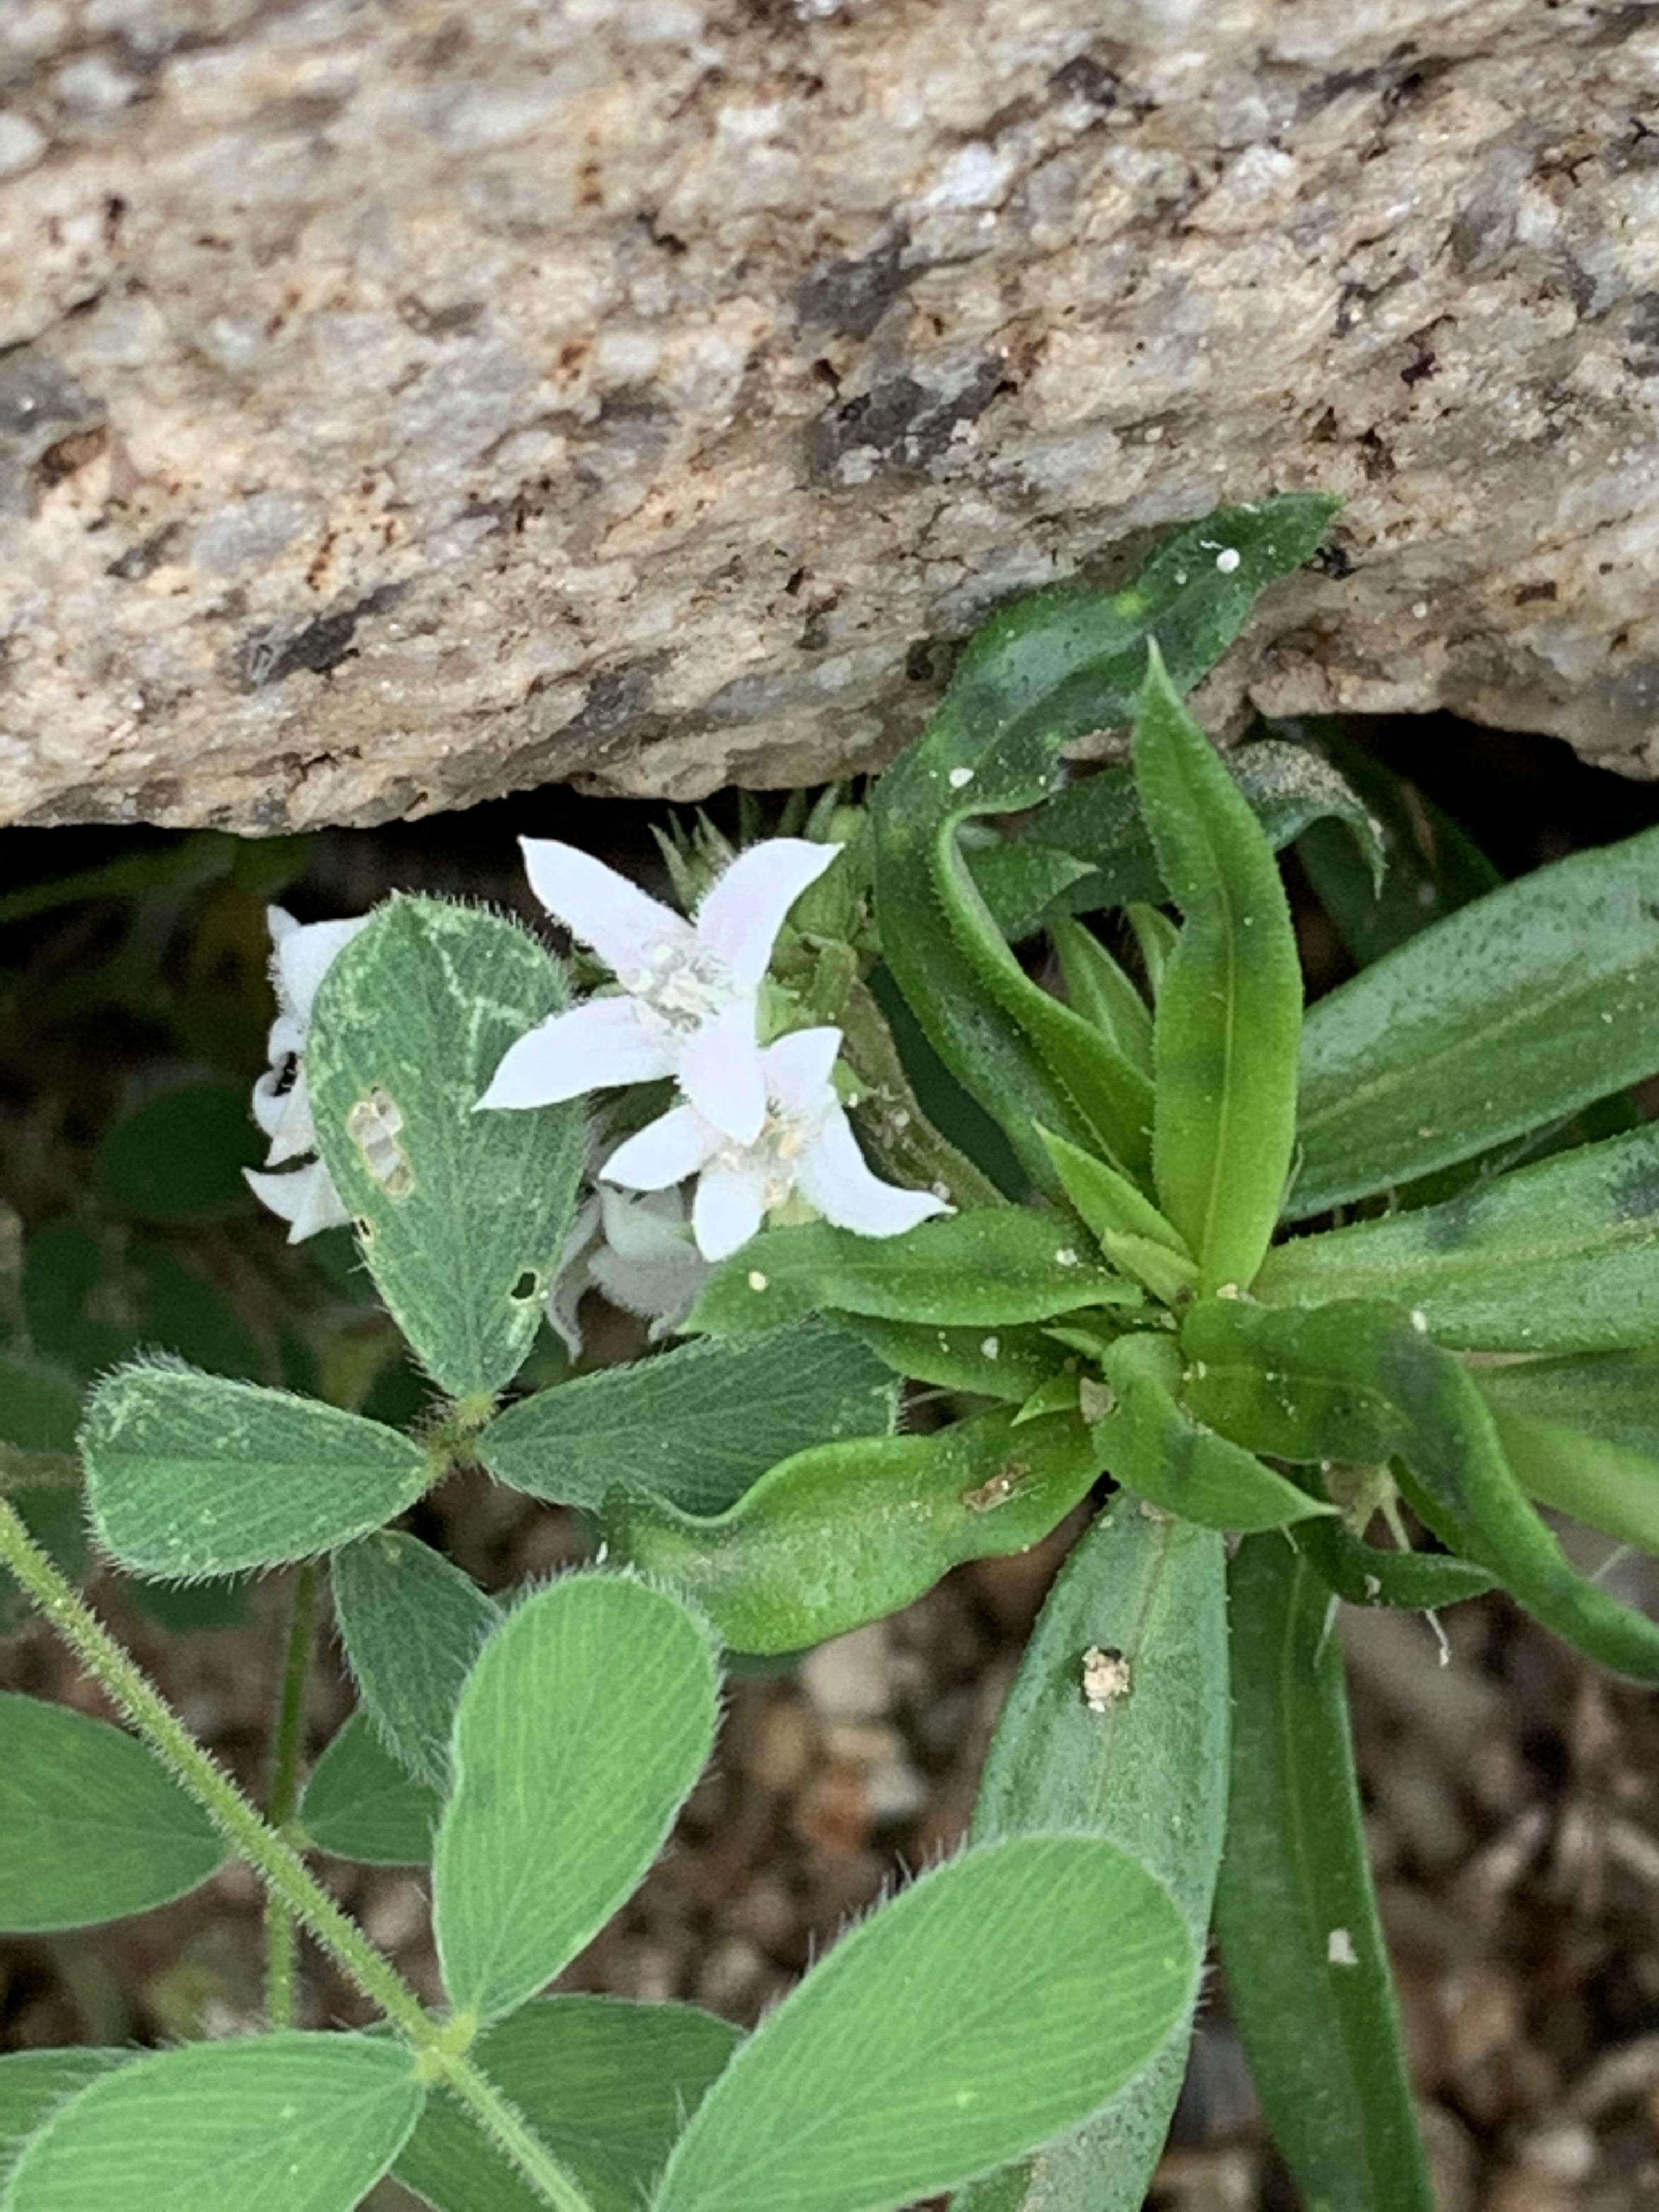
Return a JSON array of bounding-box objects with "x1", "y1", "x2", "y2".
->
[
  {"x1": 435, "y1": 1576, "x2": 721, "y2": 2022},
  {"x1": 0, "y1": 1693, "x2": 226, "y2": 1932},
  {"x1": 306, "y1": 896, "x2": 586, "y2": 1396},
  {"x1": 83, "y1": 1365, "x2": 428, "y2": 1578}
]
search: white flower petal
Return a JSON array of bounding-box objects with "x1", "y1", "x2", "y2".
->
[
  {"x1": 692, "y1": 1159, "x2": 770, "y2": 1261},
  {"x1": 696, "y1": 839, "x2": 840, "y2": 989},
  {"x1": 245, "y1": 1161, "x2": 353, "y2": 1244},
  {"x1": 678, "y1": 999, "x2": 768, "y2": 1144},
  {"x1": 760, "y1": 1026, "x2": 843, "y2": 1117},
  {"x1": 544, "y1": 1192, "x2": 603, "y2": 1359},
  {"x1": 521, "y1": 838, "x2": 694, "y2": 980},
  {"x1": 476, "y1": 998, "x2": 674, "y2": 1111},
  {"x1": 796, "y1": 1106, "x2": 951, "y2": 1239},
  {"x1": 601, "y1": 1104, "x2": 716, "y2": 1192},
  {"x1": 267, "y1": 1013, "x2": 306, "y2": 1066},
  {"x1": 590, "y1": 1190, "x2": 710, "y2": 1332},
  {"x1": 274, "y1": 915, "x2": 371, "y2": 1025},
  {"x1": 257, "y1": 1066, "x2": 318, "y2": 1166}
]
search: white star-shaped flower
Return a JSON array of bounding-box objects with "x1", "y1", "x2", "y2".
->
[
  {"x1": 476, "y1": 837, "x2": 840, "y2": 1144},
  {"x1": 244, "y1": 905, "x2": 369, "y2": 1243},
  {"x1": 600, "y1": 1026, "x2": 951, "y2": 1262}
]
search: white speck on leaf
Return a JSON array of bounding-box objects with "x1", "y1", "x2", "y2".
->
[
  {"x1": 948, "y1": 766, "x2": 975, "y2": 789},
  {"x1": 748, "y1": 1270, "x2": 769, "y2": 1291},
  {"x1": 1327, "y1": 1927, "x2": 1358, "y2": 1967},
  {"x1": 1215, "y1": 547, "x2": 1241, "y2": 573},
  {"x1": 1082, "y1": 1645, "x2": 1131, "y2": 1711}
]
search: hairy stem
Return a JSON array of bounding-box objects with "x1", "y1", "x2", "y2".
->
[
  {"x1": 0, "y1": 1500, "x2": 594, "y2": 2212},
  {"x1": 263, "y1": 1560, "x2": 318, "y2": 2029}
]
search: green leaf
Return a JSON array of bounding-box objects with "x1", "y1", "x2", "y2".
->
[
  {"x1": 1, "y1": 2053, "x2": 130, "y2": 2191},
  {"x1": 434, "y1": 1575, "x2": 721, "y2": 2022},
  {"x1": 306, "y1": 896, "x2": 586, "y2": 1397},
  {"x1": 394, "y1": 1998, "x2": 740, "y2": 2212},
  {"x1": 966, "y1": 843, "x2": 1098, "y2": 945},
  {"x1": 0, "y1": 1354, "x2": 86, "y2": 1642},
  {"x1": 1289, "y1": 1515, "x2": 1497, "y2": 1612},
  {"x1": 840, "y1": 1316, "x2": 1063, "y2": 1400},
  {"x1": 687, "y1": 1212, "x2": 1138, "y2": 1338},
  {"x1": 1050, "y1": 919, "x2": 1154, "y2": 1077},
  {"x1": 0, "y1": 1692, "x2": 225, "y2": 1931},
  {"x1": 1135, "y1": 647, "x2": 1302, "y2": 1295},
  {"x1": 606, "y1": 1407, "x2": 1104, "y2": 1655},
  {"x1": 1181, "y1": 1297, "x2": 1659, "y2": 1683},
  {"x1": 871, "y1": 498, "x2": 1338, "y2": 1190},
  {"x1": 22, "y1": 1220, "x2": 264, "y2": 1381},
  {"x1": 650, "y1": 1835, "x2": 1194, "y2": 2212},
  {"x1": 1094, "y1": 1331, "x2": 1334, "y2": 1532},
  {"x1": 1259, "y1": 1123, "x2": 1659, "y2": 1353},
  {"x1": 2, "y1": 2033, "x2": 422, "y2": 2212},
  {"x1": 481, "y1": 1321, "x2": 897, "y2": 1515},
  {"x1": 1216, "y1": 1533, "x2": 1432, "y2": 2212},
  {"x1": 83, "y1": 1365, "x2": 428, "y2": 1578},
  {"x1": 299, "y1": 1712, "x2": 442, "y2": 1865},
  {"x1": 331, "y1": 1531, "x2": 501, "y2": 1791},
  {"x1": 1471, "y1": 1348, "x2": 1659, "y2": 1556},
  {"x1": 1291, "y1": 822, "x2": 1659, "y2": 1217},
  {"x1": 959, "y1": 1503, "x2": 1228, "y2": 2212},
  {"x1": 92, "y1": 1080, "x2": 263, "y2": 1222},
  {"x1": 1040, "y1": 1128, "x2": 1197, "y2": 1305},
  {"x1": 1126, "y1": 903, "x2": 1178, "y2": 1001}
]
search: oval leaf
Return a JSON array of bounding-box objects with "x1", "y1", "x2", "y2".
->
[
  {"x1": 3, "y1": 2033, "x2": 422, "y2": 2212},
  {"x1": 300, "y1": 1712, "x2": 442, "y2": 1866},
  {"x1": 607, "y1": 1407, "x2": 1103, "y2": 1656},
  {"x1": 1217, "y1": 1534, "x2": 1432, "y2": 2212},
  {"x1": 959, "y1": 1504, "x2": 1228, "y2": 2212},
  {"x1": 331, "y1": 1532, "x2": 501, "y2": 1791},
  {"x1": 394, "y1": 1997, "x2": 740, "y2": 2212},
  {"x1": 1, "y1": 2053, "x2": 130, "y2": 2192},
  {"x1": 1135, "y1": 648, "x2": 1302, "y2": 1295},
  {"x1": 1260, "y1": 1122, "x2": 1659, "y2": 1353},
  {"x1": 92, "y1": 1080, "x2": 263, "y2": 1223},
  {"x1": 307, "y1": 897, "x2": 586, "y2": 1397},
  {"x1": 435, "y1": 1576, "x2": 721, "y2": 2022},
  {"x1": 0, "y1": 1693, "x2": 226, "y2": 1932},
  {"x1": 481, "y1": 1320, "x2": 897, "y2": 1516},
  {"x1": 1292, "y1": 822, "x2": 1659, "y2": 1216},
  {"x1": 651, "y1": 1835, "x2": 1194, "y2": 2212},
  {"x1": 83, "y1": 1366, "x2": 427, "y2": 1578}
]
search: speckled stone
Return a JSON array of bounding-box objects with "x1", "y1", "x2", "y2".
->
[{"x1": 0, "y1": 0, "x2": 1656, "y2": 830}]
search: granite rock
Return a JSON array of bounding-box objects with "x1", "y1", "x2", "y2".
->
[{"x1": 0, "y1": 0, "x2": 1655, "y2": 831}]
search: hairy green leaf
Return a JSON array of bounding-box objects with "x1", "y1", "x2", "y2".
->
[
  {"x1": 1288, "y1": 1515, "x2": 1497, "y2": 1612},
  {"x1": 606, "y1": 1407, "x2": 1103, "y2": 1655},
  {"x1": 331, "y1": 1532, "x2": 501, "y2": 1791},
  {"x1": 2, "y1": 2034, "x2": 421, "y2": 2212},
  {"x1": 1040, "y1": 1129, "x2": 1196, "y2": 1305},
  {"x1": 1291, "y1": 823, "x2": 1659, "y2": 1216},
  {"x1": 83, "y1": 1365, "x2": 427, "y2": 1578},
  {"x1": 307, "y1": 896, "x2": 585, "y2": 1396},
  {"x1": 92, "y1": 1080, "x2": 263, "y2": 1223},
  {"x1": 1051, "y1": 919, "x2": 1154, "y2": 1076},
  {"x1": 394, "y1": 1998, "x2": 740, "y2": 2212},
  {"x1": 1, "y1": 2054, "x2": 130, "y2": 2192},
  {"x1": 840, "y1": 1316, "x2": 1063, "y2": 1400},
  {"x1": 1135, "y1": 648, "x2": 1301, "y2": 1294},
  {"x1": 481, "y1": 1321, "x2": 896, "y2": 1515},
  {"x1": 0, "y1": 1694, "x2": 225, "y2": 1932},
  {"x1": 1260, "y1": 1122, "x2": 1659, "y2": 1353},
  {"x1": 1217, "y1": 1534, "x2": 1432, "y2": 2212},
  {"x1": 299, "y1": 1712, "x2": 441, "y2": 1865},
  {"x1": 435, "y1": 1576, "x2": 720, "y2": 2022},
  {"x1": 959, "y1": 1503, "x2": 1228, "y2": 2212}
]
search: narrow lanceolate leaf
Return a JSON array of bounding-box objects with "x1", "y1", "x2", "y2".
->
[
  {"x1": 842, "y1": 1316, "x2": 1063, "y2": 1401},
  {"x1": 1472, "y1": 1349, "x2": 1659, "y2": 1558},
  {"x1": 686, "y1": 1212, "x2": 1138, "y2": 1339},
  {"x1": 82, "y1": 1366, "x2": 427, "y2": 1578},
  {"x1": 307, "y1": 896, "x2": 586, "y2": 1396},
  {"x1": 1181, "y1": 1298, "x2": 1659, "y2": 1684},
  {"x1": 1258, "y1": 1122, "x2": 1659, "y2": 1354},
  {"x1": 1217, "y1": 1534, "x2": 1432, "y2": 2212},
  {"x1": 1050, "y1": 920, "x2": 1154, "y2": 1077},
  {"x1": 1094, "y1": 1331, "x2": 1333, "y2": 1533},
  {"x1": 872, "y1": 498, "x2": 1338, "y2": 1191},
  {"x1": 652, "y1": 1836, "x2": 1193, "y2": 2212},
  {"x1": 331, "y1": 1533, "x2": 501, "y2": 1791},
  {"x1": 2, "y1": 2034, "x2": 423, "y2": 2212},
  {"x1": 299, "y1": 1712, "x2": 442, "y2": 1866},
  {"x1": 1040, "y1": 1128, "x2": 1197, "y2": 1306},
  {"x1": 605, "y1": 1408, "x2": 1104, "y2": 1656},
  {"x1": 1289, "y1": 1516, "x2": 1497, "y2": 1613},
  {"x1": 1290, "y1": 821, "x2": 1659, "y2": 1217},
  {"x1": 1, "y1": 2053, "x2": 130, "y2": 2191},
  {"x1": 958, "y1": 1503, "x2": 1228, "y2": 2212},
  {"x1": 1135, "y1": 646, "x2": 1302, "y2": 1295},
  {"x1": 435, "y1": 1577, "x2": 721, "y2": 2023},
  {"x1": 0, "y1": 1694, "x2": 225, "y2": 1931},
  {"x1": 394, "y1": 1997, "x2": 741, "y2": 2212},
  {"x1": 481, "y1": 1321, "x2": 896, "y2": 1516}
]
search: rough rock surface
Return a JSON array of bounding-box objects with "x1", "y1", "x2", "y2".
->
[{"x1": 1, "y1": 0, "x2": 1656, "y2": 831}]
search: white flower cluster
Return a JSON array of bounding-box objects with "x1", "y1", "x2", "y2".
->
[{"x1": 243, "y1": 837, "x2": 946, "y2": 1342}]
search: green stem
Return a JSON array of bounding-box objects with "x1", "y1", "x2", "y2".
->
[
  {"x1": 838, "y1": 976, "x2": 1007, "y2": 1211},
  {"x1": 264, "y1": 1560, "x2": 318, "y2": 2029},
  {"x1": 0, "y1": 1499, "x2": 595, "y2": 2212}
]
